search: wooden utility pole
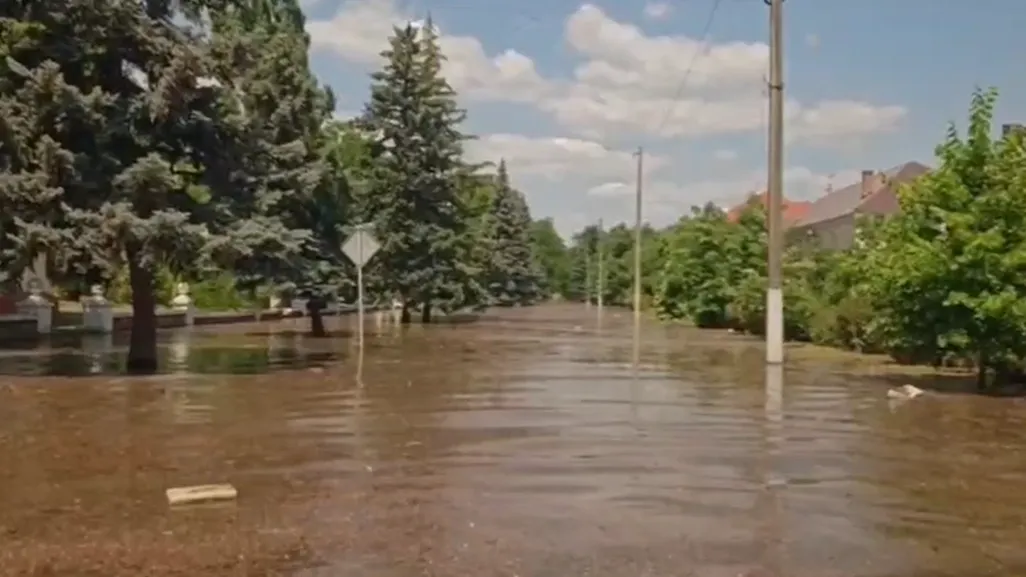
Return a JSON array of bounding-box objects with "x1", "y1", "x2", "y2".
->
[{"x1": 765, "y1": 0, "x2": 785, "y2": 364}]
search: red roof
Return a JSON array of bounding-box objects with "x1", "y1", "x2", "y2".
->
[{"x1": 726, "y1": 191, "x2": 811, "y2": 226}]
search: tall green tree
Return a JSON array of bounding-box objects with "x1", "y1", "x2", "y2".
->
[
  {"x1": 0, "y1": 0, "x2": 301, "y2": 371},
  {"x1": 655, "y1": 202, "x2": 764, "y2": 326},
  {"x1": 456, "y1": 168, "x2": 498, "y2": 307},
  {"x1": 529, "y1": 217, "x2": 569, "y2": 298},
  {"x1": 207, "y1": 0, "x2": 345, "y2": 336},
  {"x1": 485, "y1": 159, "x2": 541, "y2": 305},
  {"x1": 358, "y1": 21, "x2": 483, "y2": 323},
  {"x1": 869, "y1": 88, "x2": 1026, "y2": 388},
  {"x1": 566, "y1": 224, "x2": 601, "y2": 301}
]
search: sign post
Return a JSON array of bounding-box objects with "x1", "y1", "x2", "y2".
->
[{"x1": 341, "y1": 223, "x2": 381, "y2": 350}]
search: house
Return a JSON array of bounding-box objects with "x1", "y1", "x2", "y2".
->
[
  {"x1": 726, "y1": 191, "x2": 811, "y2": 226},
  {"x1": 791, "y1": 161, "x2": 931, "y2": 250}
]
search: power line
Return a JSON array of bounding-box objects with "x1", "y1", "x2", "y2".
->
[{"x1": 651, "y1": 0, "x2": 726, "y2": 138}]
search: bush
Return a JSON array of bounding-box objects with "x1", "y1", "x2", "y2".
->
[{"x1": 107, "y1": 264, "x2": 254, "y2": 310}]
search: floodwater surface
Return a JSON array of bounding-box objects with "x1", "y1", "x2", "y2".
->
[{"x1": 1, "y1": 305, "x2": 1025, "y2": 576}]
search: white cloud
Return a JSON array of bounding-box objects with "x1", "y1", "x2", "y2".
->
[
  {"x1": 589, "y1": 165, "x2": 865, "y2": 228},
  {"x1": 307, "y1": 0, "x2": 906, "y2": 143},
  {"x1": 587, "y1": 181, "x2": 631, "y2": 197},
  {"x1": 643, "y1": 1, "x2": 672, "y2": 20},
  {"x1": 306, "y1": 0, "x2": 400, "y2": 65},
  {"x1": 307, "y1": 0, "x2": 550, "y2": 103},
  {"x1": 466, "y1": 134, "x2": 664, "y2": 182},
  {"x1": 303, "y1": 1, "x2": 912, "y2": 235},
  {"x1": 788, "y1": 101, "x2": 907, "y2": 142},
  {"x1": 805, "y1": 33, "x2": 820, "y2": 49}
]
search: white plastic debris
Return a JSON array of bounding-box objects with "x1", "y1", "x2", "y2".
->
[{"x1": 887, "y1": 384, "x2": 925, "y2": 400}]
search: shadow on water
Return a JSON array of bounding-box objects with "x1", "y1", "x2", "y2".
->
[{"x1": 3, "y1": 304, "x2": 1026, "y2": 576}]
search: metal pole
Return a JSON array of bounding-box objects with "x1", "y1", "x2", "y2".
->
[
  {"x1": 357, "y1": 231, "x2": 365, "y2": 350},
  {"x1": 633, "y1": 147, "x2": 643, "y2": 365},
  {"x1": 765, "y1": 0, "x2": 785, "y2": 364},
  {"x1": 596, "y1": 218, "x2": 605, "y2": 317}
]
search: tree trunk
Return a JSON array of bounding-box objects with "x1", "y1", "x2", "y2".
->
[
  {"x1": 308, "y1": 297, "x2": 326, "y2": 338},
  {"x1": 126, "y1": 251, "x2": 158, "y2": 374},
  {"x1": 400, "y1": 301, "x2": 411, "y2": 325},
  {"x1": 421, "y1": 299, "x2": 432, "y2": 324},
  {"x1": 976, "y1": 351, "x2": 989, "y2": 392}
]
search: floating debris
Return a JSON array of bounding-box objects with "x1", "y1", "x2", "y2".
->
[
  {"x1": 887, "y1": 384, "x2": 925, "y2": 400},
  {"x1": 166, "y1": 483, "x2": 237, "y2": 506}
]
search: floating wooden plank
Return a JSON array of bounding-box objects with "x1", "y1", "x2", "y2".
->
[{"x1": 166, "y1": 483, "x2": 237, "y2": 506}]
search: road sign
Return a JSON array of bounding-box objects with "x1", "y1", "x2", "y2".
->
[
  {"x1": 342, "y1": 224, "x2": 380, "y2": 352},
  {"x1": 342, "y1": 227, "x2": 380, "y2": 268}
]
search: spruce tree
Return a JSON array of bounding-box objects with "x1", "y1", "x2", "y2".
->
[
  {"x1": 359, "y1": 20, "x2": 483, "y2": 323},
  {"x1": 486, "y1": 159, "x2": 541, "y2": 305},
  {"x1": 208, "y1": 0, "x2": 345, "y2": 336},
  {"x1": 0, "y1": 0, "x2": 311, "y2": 370}
]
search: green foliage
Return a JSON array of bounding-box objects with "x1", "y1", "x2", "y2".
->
[
  {"x1": 577, "y1": 88, "x2": 1026, "y2": 389},
  {"x1": 357, "y1": 21, "x2": 485, "y2": 318},
  {"x1": 485, "y1": 159, "x2": 542, "y2": 306},
  {"x1": 189, "y1": 271, "x2": 256, "y2": 310},
  {"x1": 866, "y1": 88, "x2": 1026, "y2": 385},
  {"x1": 1, "y1": 1, "x2": 570, "y2": 364},
  {"x1": 0, "y1": 0, "x2": 330, "y2": 369},
  {"x1": 654, "y1": 202, "x2": 765, "y2": 326},
  {"x1": 529, "y1": 218, "x2": 569, "y2": 299}
]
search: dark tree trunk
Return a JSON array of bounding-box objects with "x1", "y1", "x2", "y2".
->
[
  {"x1": 126, "y1": 250, "x2": 158, "y2": 374},
  {"x1": 421, "y1": 299, "x2": 432, "y2": 324},
  {"x1": 307, "y1": 297, "x2": 326, "y2": 337},
  {"x1": 400, "y1": 301, "x2": 412, "y2": 324},
  {"x1": 976, "y1": 351, "x2": 989, "y2": 392}
]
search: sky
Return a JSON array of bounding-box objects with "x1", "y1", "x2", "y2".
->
[{"x1": 300, "y1": 0, "x2": 1026, "y2": 237}]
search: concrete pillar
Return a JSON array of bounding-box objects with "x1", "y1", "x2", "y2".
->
[
  {"x1": 82, "y1": 285, "x2": 113, "y2": 333},
  {"x1": 171, "y1": 282, "x2": 194, "y2": 326},
  {"x1": 18, "y1": 285, "x2": 51, "y2": 335}
]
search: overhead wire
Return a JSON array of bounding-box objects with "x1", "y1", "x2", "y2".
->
[{"x1": 650, "y1": 0, "x2": 726, "y2": 141}]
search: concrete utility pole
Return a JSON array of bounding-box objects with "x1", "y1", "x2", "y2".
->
[
  {"x1": 632, "y1": 147, "x2": 644, "y2": 361},
  {"x1": 765, "y1": 0, "x2": 785, "y2": 365},
  {"x1": 597, "y1": 218, "x2": 605, "y2": 317},
  {"x1": 585, "y1": 251, "x2": 592, "y2": 308}
]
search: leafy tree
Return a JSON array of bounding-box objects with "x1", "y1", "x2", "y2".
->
[
  {"x1": 358, "y1": 21, "x2": 484, "y2": 323},
  {"x1": 485, "y1": 159, "x2": 541, "y2": 305},
  {"x1": 869, "y1": 88, "x2": 1026, "y2": 388},
  {"x1": 529, "y1": 217, "x2": 569, "y2": 298},
  {"x1": 655, "y1": 202, "x2": 764, "y2": 326},
  {"x1": 566, "y1": 225, "x2": 601, "y2": 301}
]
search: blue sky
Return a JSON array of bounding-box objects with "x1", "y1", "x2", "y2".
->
[{"x1": 302, "y1": 0, "x2": 1026, "y2": 236}]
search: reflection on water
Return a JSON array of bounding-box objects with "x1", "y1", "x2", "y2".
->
[
  {"x1": 2, "y1": 306, "x2": 1026, "y2": 576},
  {"x1": 0, "y1": 325, "x2": 340, "y2": 376}
]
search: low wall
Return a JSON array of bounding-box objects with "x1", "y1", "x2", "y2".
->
[
  {"x1": 0, "y1": 305, "x2": 389, "y2": 342},
  {"x1": 0, "y1": 315, "x2": 39, "y2": 342}
]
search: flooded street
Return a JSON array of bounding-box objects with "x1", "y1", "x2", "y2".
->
[{"x1": 2, "y1": 305, "x2": 1026, "y2": 576}]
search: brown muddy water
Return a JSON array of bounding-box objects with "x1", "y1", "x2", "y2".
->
[{"x1": 1, "y1": 305, "x2": 1025, "y2": 577}]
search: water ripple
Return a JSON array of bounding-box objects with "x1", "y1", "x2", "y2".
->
[{"x1": 2, "y1": 307, "x2": 1026, "y2": 576}]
